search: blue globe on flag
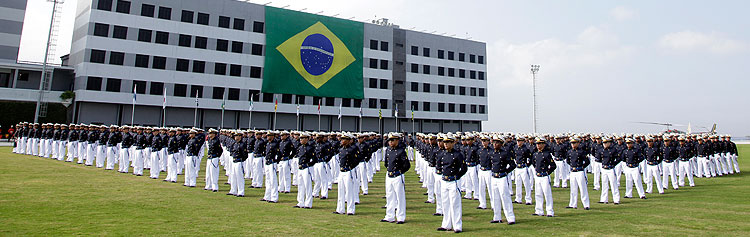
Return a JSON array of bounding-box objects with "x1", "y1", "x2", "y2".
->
[{"x1": 300, "y1": 33, "x2": 334, "y2": 76}]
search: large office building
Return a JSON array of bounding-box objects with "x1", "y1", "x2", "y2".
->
[{"x1": 65, "y1": 0, "x2": 488, "y2": 132}]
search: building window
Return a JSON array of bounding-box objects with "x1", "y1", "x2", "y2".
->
[
  {"x1": 479, "y1": 105, "x2": 486, "y2": 114},
  {"x1": 190, "y1": 85, "x2": 203, "y2": 98},
  {"x1": 423, "y1": 65, "x2": 430, "y2": 75},
  {"x1": 218, "y1": 16, "x2": 230, "y2": 28},
  {"x1": 150, "y1": 82, "x2": 164, "y2": 95},
  {"x1": 296, "y1": 95, "x2": 305, "y2": 104},
  {"x1": 140, "y1": 4, "x2": 154, "y2": 17},
  {"x1": 410, "y1": 63, "x2": 419, "y2": 73},
  {"x1": 448, "y1": 103, "x2": 456, "y2": 112},
  {"x1": 380, "y1": 60, "x2": 388, "y2": 70},
  {"x1": 155, "y1": 31, "x2": 169, "y2": 44},
  {"x1": 438, "y1": 84, "x2": 445, "y2": 94},
  {"x1": 174, "y1": 84, "x2": 187, "y2": 97},
  {"x1": 435, "y1": 67, "x2": 444, "y2": 76},
  {"x1": 312, "y1": 96, "x2": 322, "y2": 105},
  {"x1": 214, "y1": 63, "x2": 227, "y2": 75},
  {"x1": 181, "y1": 10, "x2": 194, "y2": 23},
  {"x1": 230, "y1": 64, "x2": 242, "y2": 77},
  {"x1": 134, "y1": 54, "x2": 149, "y2": 68},
  {"x1": 112, "y1": 25, "x2": 127, "y2": 39},
  {"x1": 460, "y1": 104, "x2": 466, "y2": 113},
  {"x1": 380, "y1": 99, "x2": 388, "y2": 109},
  {"x1": 411, "y1": 101, "x2": 419, "y2": 111},
  {"x1": 470, "y1": 70, "x2": 476, "y2": 79},
  {"x1": 194, "y1": 36, "x2": 207, "y2": 49},
  {"x1": 459, "y1": 86, "x2": 466, "y2": 95},
  {"x1": 438, "y1": 103, "x2": 445, "y2": 112},
  {"x1": 368, "y1": 98, "x2": 377, "y2": 109},
  {"x1": 157, "y1": 6, "x2": 171, "y2": 20},
  {"x1": 423, "y1": 83, "x2": 431, "y2": 93},
  {"x1": 249, "y1": 90, "x2": 260, "y2": 101},
  {"x1": 379, "y1": 79, "x2": 388, "y2": 89},
  {"x1": 152, "y1": 56, "x2": 166, "y2": 69},
  {"x1": 132, "y1": 80, "x2": 146, "y2": 94},
  {"x1": 410, "y1": 82, "x2": 418, "y2": 92},
  {"x1": 423, "y1": 47, "x2": 430, "y2": 57},
  {"x1": 251, "y1": 44, "x2": 263, "y2": 56},
  {"x1": 115, "y1": 0, "x2": 130, "y2": 14},
  {"x1": 93, "y1": 23, "x2": 109, "y2": 37},
  {"x1": 250, "y1": 66, "x2": 262, "y2": 78},
  {"x1": 233, "y1": 18, "x2": 245, "y2": 30},
  {"x1": 478, "y1": 71, "x2": 485, "y2": 80},
  {"x1": 422, "y1": 102, "x2": 431, "y2": 112},
  {"x1": 479, "y1": 88, "x2": 485, "y2": 97},
  {"x1": 369, "y1": 40, "x2": 378, "y2": 50},
  {"x1": 228, "y1": 88, "x2": 240, "y2": 100},
  {"x1": 176, "y1": 59, "x2": 189, "y2": 72},
  {"x1": 212, "y1": 87, "x2": 225, "y2": 99},
  {"x1": 216, "y1": 39, "x2": 228, "y2": 51},
  {"x1": 448, "y1": 85, "x2": 455, "y2": 95},
  {"x1": 478, "y1": 55, "x2": 485, "y2": 64},
  {"x1": 470, "y1": 87, "x2": 477, "y2": 96},
  {"x1": 86, "y1": 77, "x2": 102, "y2": 91},
  {"x1": 354, "y1": 99, "x2": 362, "y2": 108},
  {"x1": 137, "y1": 29, "x2": 152, "y2": 42},
  {"x1": 380, "y1": 41, "x2": 389, "y2": 51},
  {"x1": 368, "y1": 78, "x2": 378, "y2": 89},
  {"x1": 438, "y1": 49, "x2": 445, "y2": 59},
  {"x1": 448, "y1": 51, "x2": 455, "y2": 60},
  {"x1": 471, "y1": 104, "x2": 477, "y2": 113},
  {"x1": 341, "y1": 98, "x2": 351, "y2": 107},
  {"x1": 90, "y1": 49, "x2": 106, "y2": 63},
  {"x1": 253, "y1": 21, "x2": 265, "y2": 33},
  {"x1": 178, "y1": 34, "x2": 191, "y2": 47},
  {"x1": 325, "y1": 97, "x2": 335, "y2": 106},
  {"x1": 366, "y1": 58, "x2": 377, "y2": 69},
  {"x1": 459, "y1": 52, "x2": 465, "y2": 62},
  {"x1": 109, "y1": 51, "x2": 124, "y2": 65},
  {"x1": 231, "y1": 41, "x2": 243, "y2": 53},
  {"x1": 282, "y1": 94, "x2": 293, "y2": 104},
  {"x1": 459, "y1": 69, "x2": 466, "y2": 78},
  {"x1": 97, "y1": 0, "x2": 112, "y2": 11},
  {"x1": 192, "y1": 60, "x2": 205, "y2": 73},
  {"x1": 197, "y1": 12, "x2": 209, "y2": 25},
  {"x1": 411, "y1": 46, "x2": 418, "y2": 55},
  {"x1": 470, "y1": 54, "x2": 476, "y2": 63}
]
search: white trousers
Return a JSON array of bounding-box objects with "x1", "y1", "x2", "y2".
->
[
  {"x1": 463, "y1": 166, "x2": 478, "y2": 198},
  {"x1": 118, "y1": 147, "x2": 130, "y2": 173},
  {"x1": 424, "y1": 166, "x2": 436, "y2": 202},
  {"x1": 491, "y1": 176, "x2": 516, "y2": 222},
  {"x1": 697, "y1": 157, "x2": 710, "y2": 177},
  {"x1": 553, "y1": 160, "x2": 569, "y2": 187},
  {"x1": 204, "y1": 158, "x2": 220, "y2": 191},
  {"x1": 96, "y1": 145, "x2": 106, "y2": 168},
  {"x1": 278, "y1": 159, "x2": 292, "y2": 192},
  {"x1": 433, "y1": 172, "x2": 443, "y2": 214},
  {"x1": 358, "y1": 162, "x2": 369, "y2": 194},
  {"x1": 662, "y1": 162, "x2": 679, "y2": 190},
  {"x1": 600, "y1": 168, "x2": 620, "y2": 203},
  {"x1": 477, "y1": 169, "x2": 493, "y2": 208},
  {"x1": 133, "y1": 149, "x2": 144, "y2": 175},
  {"x1": 678, "y1": 160, "x2": 695, "y2": 187},
  {"x1": 296, "y1": 167, "x2": 314, "y2": 208},
  {"x1": 625, "y1": 167, "x2": 645, "y2": 198},
  {"x1": 105, "y1": 146, "x2": 118, "y2": 170},
  {"x1": 291, "y1": 157, "x2": 299, "y2": 186},
  {"x1": 251, "y1": 157, "x2": 264, "y2": 187},
  {"x1": 57, "y1": 141, "x2": 67, "y2": 160},
  {"x1": 592, "y1": 161, "x2": 602, "y2": 189},
  {"x1": 313, "y1": 162, "x2": 329, "y2": 198},
  {"x1": 534, "y1": 175, "x2": 554, "y2": 216},
  {"x1": 184, "y1": 155, "x2": 200, "y2": 186},
  {"x1": 166, "y1": 153, "x2": 178, "y2": 182},
  {"x1": 149, "y1": 148, "x2": 162, "y2": 178},
  {"x1": 244, "y1": 153, "x2": 253, "y2": 179},
  {"x1": 264, "y1": 163, "x2": 279, "y2": 201},
  {"x1": 336, "y1": 171, "x2": 356, "y2": 214},
  {"x1": 568, "y1": 171, "x2": 590, "y2": 208},
  {"x1": 229, "y1": 161, "x2": 245, "y2": 196},
  {"x1": 440, "y1": 180, "x2": 462, "y2": 231},
  {"x1": 384, "y1": 175, "x2": 406, "y2": 222},
  {"x1": 645, "y1": 164, "x2": 664, "y2": 194},
  {"x1": 514, "y1": 167, "x2": 533, "y2": 204},
  {"x1": 85, "y1": 143, "x2": 96, "y2": 165}
]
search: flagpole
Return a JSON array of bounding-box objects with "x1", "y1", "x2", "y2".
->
[
  {"x1": 358, "y1": 106, "x2": 362, "y2": 133},
  {"x1": 248, "y1": 93, "x2": 253, "y2": 130},
  {"x1": 193, "y1": 91, "x2": 198, "y2": 127},
  {"x1": 220, "y1": 89, "x2": 226, "y2": 129},
  {"x1": 162, "y1": 87, "x2": 166, "y2": 127},
  {"x1": 338, "y1": 100, "x2": 342, "y2": 131},
  {"x1": 273, "y1": 95, "x2": 278, "y2": 130},
  {"x1": 296, "y1": 104, "x2": 300, "y2": 131},
  {"x1": 131, "y1": 85, "x2": 136, "y2": 127},
  {"x1": 317, "y1": 99, "x2": 321, "y2": 131}
]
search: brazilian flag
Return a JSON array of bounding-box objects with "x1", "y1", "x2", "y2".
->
[{"x1": 262, "y1": 7, "x2": 364, "y2": 99}]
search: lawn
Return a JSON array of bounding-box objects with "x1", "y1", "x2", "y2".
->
[{"x1": 0, "y1": 145, "x2": 749, "y2": 236}]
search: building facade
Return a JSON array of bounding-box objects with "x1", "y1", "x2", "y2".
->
[{"x1": 69, "y1": 0, "x2": 488, "y2": 132}]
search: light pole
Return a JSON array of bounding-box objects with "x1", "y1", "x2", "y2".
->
[{"x1": 530, "y1": 64, "x2": 540, "y2": 134}]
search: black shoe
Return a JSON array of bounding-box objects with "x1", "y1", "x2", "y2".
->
[
  {"x1": 347, "y1": 213, "x2": 354, "y2": 216},
  {"x1": 320, "y1": 197, "x2": 327, "y2": 200},
  {"x1": 293, "y1": 205, "x2": 301, "y2": 208},
  {"x1": 380, "y1": 219, "x2": 390, "y2": 222},
  {"x1": 532, "y1": 213, "x2": 540, "y2": 216},
  {"x1": 381, "y1": 206, "x2": 386, "y2": 209},
  {"x1": 226, "y1": 193, "x2": 234, "y2": 195},
  {"x1": 237, "y1": 195, "x2": 244, "y2": 197},
  {"x1": 423, "y1": 193, "x2": 428, "y2": 195},
  {"x1": 508, "y1": 222, "x2": 515, "y2": 225},
  {"x1": 437, "y1": 228, "x2": 448, "y2": 231},
  {"x1": 382, "y1": 196, "x2": 386, "y2": 199},
  {"x1": 565, "y1": 206, "x2": 575, "y2": 209},
  {"x1": 525, "y1": 203, "x2": 532, "y2": 205},
  {"x1": 433, "y1": 213, "x2": 443, "y2": 216},
  {"x1": 546, "y1": 215, "x2": 554, "y2": 217},
  {"x1": 260, "y1": 199, "x2": 267, "y2": 201},
  {"x1": 396, "y1": 221, "x2": 404, "y2": 224},
  {"x1": 624, "y1": 196, "x2": 632, "y2": 199},
  {"x1": 614, "y1": 202, "x2": 620, "y2": 205},
  {"x1": 454, "y1": 230, "x2": 462, "y2": 233},
  {"x1": 363, "y1": 193, "x2": 368, "y2": 195},
  {"x1": 490, "y1": 220, "x2": 499, "y2": 223},
  {"x1": 640, "y1": 196, "x2": 647, "y2": 199},
  {"x1": 268, "y1": 201, "x2": 277, "y2": 203},
  {"x1": 425, "y1": 201, "x2": 433, "y2": 204},
  {"x1": 333, "y1": 211, "x2": 341, "y2": 214},
  {"x1": 584, "y1": 207, "x2": 590, "y2": 210}
]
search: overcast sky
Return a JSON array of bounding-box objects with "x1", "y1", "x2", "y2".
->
[{"x1": 18, "y1": 0, "x2": 750, "y2": 137}]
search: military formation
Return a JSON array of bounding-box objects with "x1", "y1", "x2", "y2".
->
[{"x1": 9, "y1": 121, "x2": 742, "y2": 233}]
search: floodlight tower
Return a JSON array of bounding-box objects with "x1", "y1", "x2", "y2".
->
[{"x1": 530, "y1": 64, "x2": 540, "y2": 134}]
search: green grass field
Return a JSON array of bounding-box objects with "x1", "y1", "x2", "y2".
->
[{"x1": 1, "y1": 145, "x2": 749, "y2": 236}]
